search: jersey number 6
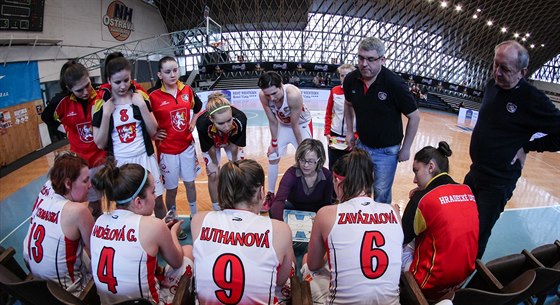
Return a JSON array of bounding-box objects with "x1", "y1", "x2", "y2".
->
[
  {"x1": 360, "y1": 230, "x2": 389, "y2": 279},
  {"x1": 213, "y1": 253, "x2": 245, "y2": 304}
]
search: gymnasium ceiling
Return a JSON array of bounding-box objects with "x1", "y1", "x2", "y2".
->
[{"x1": 151, "y1": 0, "x2": 560, "y2": 76}]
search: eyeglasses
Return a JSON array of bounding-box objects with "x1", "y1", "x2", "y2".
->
[
  {"x1": 357, "y1": 55, "x2": 384, "y2": 63},
  {"x1": 299, "y1": 158, "x2": 319, "y2": 166}
]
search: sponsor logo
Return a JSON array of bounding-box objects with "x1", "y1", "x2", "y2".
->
[
  {"x1": 421, "y1": 78, "x2": 432, "y2": 85},
  {"x1": 103, "y1": 1, "x2": 135, "y2": 41},
  {"x1": 449, "y1": 84, "x2": 459, "y2": 90},
  {"x1": 314, "y1": 64, "x2": 328, "y2": 71},
  {"x1": 232, "y1": 217, "x2": 242, "y2": 221},
  {"x1": 378, "y1": 92, "x2": 387, "y2": 101},
  {"x1": 160, "y1": 101, "x2": 170, "y2": 106},
  {"x1": 506, "y1": 102, "x2": 517, "y2": 113},
  {"x1": 67, "y1": 111, "x2": 77, "y2": 117},
  {"x1": 181, "y1": 93, "x2": 190, "y2": 102},
  {"x1": 232, "y1": 64, "x2": 246, "y2": 70}
]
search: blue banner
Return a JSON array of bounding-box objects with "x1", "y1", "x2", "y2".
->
[{"x1": 0, "y1": 61, "x2": 42, "y2": 108}]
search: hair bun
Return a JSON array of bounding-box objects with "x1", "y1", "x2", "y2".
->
[{"x1": 437, "y1": 141, "x2": 452, "y2": 157}]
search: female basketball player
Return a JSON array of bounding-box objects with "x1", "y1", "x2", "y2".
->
[
  {"x1": 150, "y1": 56, "x2": 203, "y2": 216},
  {"x1": 41, "y1": 60, "x2": 107, "y2": 218},
  {"x1": 92, "y1": 56, "x2": 166, "y2": 218},
  {"x1": 401, "y1": 141, "x2": 478, "y2": 300},
  {"x1": 195, "y1": 91, "x2": 247, "y2": 211},
  {"x1": 269, "y1": 138, "x2": 333, "y2": 220},
  {"x1": 91, "y1": 160, "x2": 192, "y2": 305},
  {"x1": 23, "y1": 152, "x2": 94, "y2": 296},
  {"x1": 191, "y1": 159, "x2": 295, "y2": 304},
  {"x1": 303, "y1": 149, "x2": 403, "y2": 304}
]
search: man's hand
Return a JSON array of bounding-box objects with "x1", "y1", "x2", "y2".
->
[
  {"x1": 398, "y1": 148, "x2": 411, "y2": 162},
  {"x1": 345, "y1": 134, "x2": 355, "y2": 151},
  {"x1": 511, "y1": 147, "x2": 527, "y2": 168}
]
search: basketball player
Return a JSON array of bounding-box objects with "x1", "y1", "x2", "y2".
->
[
  {"x1": 150, "y1": 56, "x2": 203, "y2": 216},
  {"x1": 91, "y1": 160, "x2": 192, "y2": 305},
  {"x1": 23, "y1": 153, "x2": 94, "y2": 296},
  {"x1": 303, "y1": 149, "x2": 403, "y2": 304},
  {"x1": 258, "y1": 71, "x2": 312, "y2": 211},
  {"x1": 191, "y1": 159, "x2": 295, "y2": 304},
  {"x1": 195, "y1": 92, "x2": 247, "y2": 211}
]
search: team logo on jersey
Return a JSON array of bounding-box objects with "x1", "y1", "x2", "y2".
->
[
  {"x1": 170, "y1": 109, "x2": 188, "y2": 132},
  {"x1": 181, "y1": 93, "x2": 190, "y2": 102},
  {"x1": 277, "y1": 109, "x2": 291, "y2": 124},
  {"x1": 506, "y1": 102, "x2": 517, "y2": 113},
  {"x1": 116, "y1": 122, "x2": 137, "y2": 143},
  {"x1": 378, "y1": 92, "x2": 387, "y2": 101},
  {"x1": 76, "y1": 122, "x2": 94, "y2": 143}
]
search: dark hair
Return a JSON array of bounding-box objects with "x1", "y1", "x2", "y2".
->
[
  {"x1": 106, "y1": 56, "x2": 131, "y2": 81},
  {"x1": 93, "y1": 158, "x2": 151, "y2": 208},
  {"x1": 295, "y1": 138, "x2": 326, "y2": 170},
  {"x1": 103, "y1": 52, "x2": 125, "y2": 82},
  {"x1": 158, "y1": 56, "x2": 177, "y2": 71},
  {"x1": 414, "y1": 141, "x2": 453, "y2": 174},
  {"x1": 49, "y1": 152, "x2": 88, "y2": 196},
  {"x1": 218, "y1": 159, "x2": 264, "y2": 209},
  {"x1": 332, "y1": 149, "x2": 373, "y2": 202},
  {"x1": 60, "y1": 60, "x2": 89, "y2": 92},
  {"x1": 258, "y1": 71, "x2": 283, "y2": 89}
]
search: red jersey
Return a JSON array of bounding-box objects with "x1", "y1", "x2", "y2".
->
[
  {"x1": 54, "y1": 90, "x2": 106, "y2": 168},
  {"x1": 150, "y1": 82, "x2": 197, "y2": 154}
]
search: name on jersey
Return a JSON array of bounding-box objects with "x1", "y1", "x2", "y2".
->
[
  {"x1": 35, "y1": 208, "x2": 60, "y2": 224},
  {"x1": 438, "y1": 194, "x2": 475, "y2": 205},
  {"x1": 337, "y1": 210, "x2": 398, "y2": 225},
  {"x1": 92, "y1": 225, "x2": 137, "y2": 242},
  {"x1": 200, "y1": 227, "x2": 270, "y2": 248}
]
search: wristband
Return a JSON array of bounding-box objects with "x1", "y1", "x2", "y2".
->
[{"x1": 271, "y1": 139, "x2": 278, "y2": 147}]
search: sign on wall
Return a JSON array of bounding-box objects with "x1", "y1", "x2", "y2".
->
[
  {"x1": 101, "y1": 0, "x2": 135, "y2": 42},
  {"x1": 0, "y1": 62, "x2": 42, "y2": 108}
]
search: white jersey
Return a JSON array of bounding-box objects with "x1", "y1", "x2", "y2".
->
[
  {"x1": 23, "y1": 183, "x2": 90, "y2": 296},
  {"x1": 112, "y1": 103, "x2": 145, "y2": 159},
  {"x1": 194, "y1": 210, "x2": 280, "y2": 305},
  {"x1": 268, "y1": 84, "x2": 311, "y2": 126},
  {"x1": 326, "y1": 197, "x2": 403, "y2": 305},
  {"x1": 91, "y1": 210, "x2": 159, "y2": 305}
]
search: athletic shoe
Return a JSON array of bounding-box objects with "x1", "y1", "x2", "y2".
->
[
  {"x1": 177, "y1": 228, "x2": 188, "y2": 241},
  {"x1": 261, "y1": 192, "x2": 275, "y2": 212}
]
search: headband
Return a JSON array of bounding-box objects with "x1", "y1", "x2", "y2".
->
[
  {"x1": 116, "y1": 168, "x2": 148, "y2": 205},
  {"x1": 209, "y1": 105, "x2": 231, "y2": 115}
]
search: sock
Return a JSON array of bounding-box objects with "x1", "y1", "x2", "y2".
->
[
  {"x1": 268, "y1": 163, "x2": 279, "y2": 193},
  {"x1": 212, "y1": 202, "x2": 221, "y2": 211},
  {"x1": 189, "y1": 201, "x2": 197, "y2": 215}
]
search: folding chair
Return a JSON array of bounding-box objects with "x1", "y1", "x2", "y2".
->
[
  {"x1": 291, "y1": 275, "x2": 313, "y2": 305},
  {"x1": 0, "y1": 264, "x2": 63, "y2": 305},
  {"x1": 172, "y1": 275, "x2": 195, "y2": 305},
  {"x1": 47, "y1": 279, "x2": 99, "y2": 305}
]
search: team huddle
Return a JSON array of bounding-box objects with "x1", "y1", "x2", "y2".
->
[{"x1": 24, "y1": 36, "x2": 560, "y2": 305}]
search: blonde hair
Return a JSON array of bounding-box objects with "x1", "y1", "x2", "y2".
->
[
  {"x1": 206, "y1": 91, "x2": 232, "y2": 116},
  {"x1": 337, "y1": 64, "x2": 355, "y2": 73}
]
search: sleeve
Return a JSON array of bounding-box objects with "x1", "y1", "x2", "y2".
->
[
  {"x1": 270, "y1": 168, "x2": 297, "y2": 219},
  {"x1": 524, "y1": 90, "x2": 560, "y2": 135},
  {"x1": 390, "y1": 74, "x2": 418, "y2": 115},
  {"x1": 524, "y1": 133, "x2": 560, "y2": 153},
  {"x1": 229, "y1": 108, "x2": 247, "y2": 147},
  {"x1": 413, "y1": 209, "x2": 427, "y2": 236},
  {"x1": 196, "y1": 113, "x2": 214, "y2": 152},
  {"x1": 92, "y1": 98, "x2": 104, "y2": 128},
  {"x1": 324, "y1": 89, "x2": 335, "y2": 135},
  {"x1": 41, "y1": 92, "x2": 66, "y2": 129},
  {"x1": 193, "y1": 93, "x2": 203, "y2": 114},
  {"x1": 342, "y1": 72, "x2": 355, "y2": 102}
]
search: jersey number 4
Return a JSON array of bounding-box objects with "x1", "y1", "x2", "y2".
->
[
  {"x1": 97, "y1": 247, "x2": 118, "y2": 293},
  {"x1": 360, "y1": 230, "x2": 389, "y2": 279},
  {"x1": 213, "y1": 253, "x2": 245, "y2": 304}
]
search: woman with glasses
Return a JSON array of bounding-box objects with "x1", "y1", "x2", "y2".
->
[
  {"x1": 195, "y1": 91, "x2": 247, "y2": 211},
  {"x1": 302, "y1": 149, "x2": 403, "y2": 304},
  {"x1": 23, "y1": 152, "x2": 95, "y2": 296},
  {"x1": 269, "y1": 138, "x2": 333, "y2": 220},
  {"x1": 191, "y1": 159, "x2": 295, "y2": 304}
]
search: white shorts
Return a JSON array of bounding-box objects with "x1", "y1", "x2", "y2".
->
[
  {"x1": 158, "y1": 256, "x2": 194, "y2": 305},
  {"x1": 202, "y1": 146, "x2": 245, "y2": 175},
  {"x1": 273, "y1": 122, "x2": 313, "y2": 159},
  {"x1": 87, "y1": 165, "x2": 103, "y2": 202},
  {"x1": 116, "y1": 153, "x2": 164, "y2": 197},
  {"x1": 300, "y1": 263, "x2": 330, "y2": 305},
  {"x1": 159, "y1": 144, "x2": 200, "y2": 188}
]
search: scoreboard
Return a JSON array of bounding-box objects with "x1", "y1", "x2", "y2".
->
[{"x1": 0, "y1": 0, "x2": 44, "y2": 32}]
